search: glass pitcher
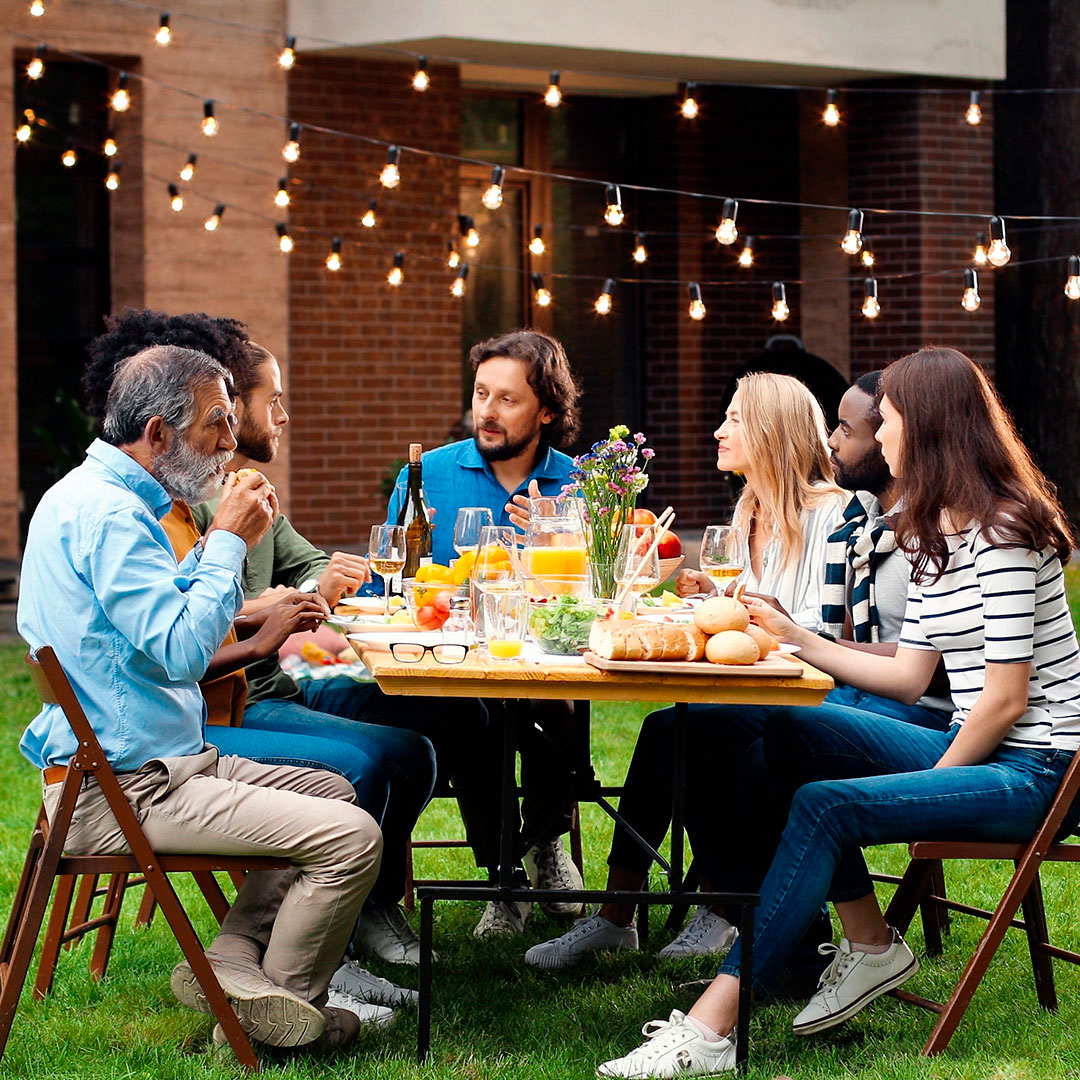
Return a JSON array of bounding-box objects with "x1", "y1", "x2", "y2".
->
[{"x1": 523, "y1": 496, "x2": 588, "y2": 593}]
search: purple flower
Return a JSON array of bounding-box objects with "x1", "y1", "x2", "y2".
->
[
  {"x1": 642, "y1": 447, "x2": 655, "y2": 459},
  {"x1": 633, "y1": 432, "x2": 646, "y2": 444}
]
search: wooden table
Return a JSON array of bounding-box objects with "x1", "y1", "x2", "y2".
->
[{"x1": 355, "y1": 644, "x2": 833, "y2": 1065}]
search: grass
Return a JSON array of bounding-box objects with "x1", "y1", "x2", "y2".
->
[{"x1": 5, "y1": 575, "x2": 1080, "y2": 1076}]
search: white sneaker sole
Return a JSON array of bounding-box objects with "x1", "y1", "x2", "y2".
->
[{"x1": 792, "y1": 954, "x2": 919, "y2": 1035}]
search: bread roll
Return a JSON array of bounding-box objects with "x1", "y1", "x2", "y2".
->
[
  {"x1": 694, "y1": 595, "x2": 751, "y2": 634},
  {"x1": 704, "y1": 630, "x2": 760, "y2": 666},
  {"x1": 235, "y1": 467, "x2": 264, "y2": 482},
  {"x1": 744, "y1": 623, "x2": 777, "y2": 661}
]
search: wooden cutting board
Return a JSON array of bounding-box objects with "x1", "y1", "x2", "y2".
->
[{"x1": 583, "y1": 651, "x2": 804, "y2": 678}]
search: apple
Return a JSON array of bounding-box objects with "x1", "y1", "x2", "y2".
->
[
  {"x1": 630, "y1": 508, "x2": 657, "y2": 525},
  {"x1": 657, "y1": 529, "x2": 682, "y2": 560}
]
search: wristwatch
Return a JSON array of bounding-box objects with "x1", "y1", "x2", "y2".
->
[{"x1": 298, "y1": 577, "x2": 320, "y2": 593}]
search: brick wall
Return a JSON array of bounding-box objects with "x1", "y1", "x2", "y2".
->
[{"x1": 285, "y1": 58, "x2": 462, "y2": 547}]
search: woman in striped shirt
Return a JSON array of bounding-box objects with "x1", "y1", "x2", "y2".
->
[{"x1": 598, "y1": 347, "x2": 1080, "y2": 1078}]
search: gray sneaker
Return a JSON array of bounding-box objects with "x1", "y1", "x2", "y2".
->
[
  {"x1": 525, "y1": 914, "x2": 639, "y2": 970},
  {"x1": 331, "y1": 959, "x2": 418, "y2": 1007},
  {"x1": 658, "y1": 909, "x2": 738, "y2": 960},
  {"x1": 353, "y1": 904, "x2": 435, "y2": 966},
  {"x1": 474, "y1": 899, "x2": 532, "y2": 938},
  {"x1": 171, "y1": 957, "x2": 325, "y2": 1048},
  {"x1": 524, "y1": 837, "x2": 586, "y2": 918}
]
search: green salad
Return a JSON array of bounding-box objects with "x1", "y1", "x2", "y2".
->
[{"x1": 528, "y1": 595, "x2": 608, "y2": 655}]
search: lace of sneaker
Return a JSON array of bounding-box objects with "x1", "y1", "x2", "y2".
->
[
  {"x1": 380, "y1": 904, "x2": 421, "y2": 946},
  {"x1": 628, "y1": 1011, "x2": 716, "y2": 1068},
  {"x1": 332, "y1": 959, "x2": 418, "y2": 1007},
  {"x1": 813, "y1": 941, "x2": 857, "y2": 990},
  {"x1": 531, "y1": 839, "x2": 578, "y2": 889},
  {"x1": 676, "y1": 909, "x2": 731, "y2": 949},
  {"x1": 559, "y1": 914, "x2": 609, "y2": 943},
  {"x1": 326, "y1": 987, "x2": 395, "y2": 1027},
  {"x1": 475, "y1": 901, "x2": 528, "y2": 936}
]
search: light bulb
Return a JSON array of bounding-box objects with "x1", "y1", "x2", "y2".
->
[
  {"x1": 771, "y1": 282, "x2": 790, "y2": 322},
  {"x1": 861, "y1": 278, "x2": 880, "y2": 319},
  {"x1": 459, "y1": 215, "x2": 478, "y2": 246},
  {"x1": 972, "y1": 233, "x2": 988, "y2": 266},
  {"x1": 61, "y1": 145, "x2": 77, "y2": 167},
  {"x1": 861, "y1": 246, "x2": 875, "y2": 268},
  {"x1": 632, "y1": 232, "x2": 647, "y2": 263},
  {"x1": 1066, "y1": 257, "x2": 1080, "y2": 300},
  {"x1": 604, "y1": 185, "x2": 624, "y2": 227},
  {"x1": 15, "y1": 123, "x2": 32, "y2": 143},
  {"x1": 412, "y1": 56, "x2": 429, "y2": 91},
  {"x1": 594, "y1": 279, "x2": 615, "y2": 315},
  {"x1": 961, "y1": 268, "x2": 981, "y2": 311},
  {"x1": 380, "y1": 145, "x2": 400, "y2": 188},
  {"x1": 278, "y1": 36, "x2": 296, "y2": 70},
  {"x1": 362, "y1": 199, "x2": 378, "y2": 228},
  {"x1": 168, "y1": 183, "x2": 183, "y2": 212},
  {"x1": 111, "y1": 75, "x2": 131, "y2": 113},
  {"x1": 841, "y1": 208, "x2": 864, "y2": 255},
  {"x1": 965, "y1": 90, "x2": 981, "y2": 126},
  {"x1": 533, "y1": 273, "x2": 552, "y2": 307},
  {"x1": 823, "y1": 89, "x2": 840, "y2": 127},
  {"x1": 987, "y1": 216, "x2": 1010, "y2": 267},
  {"x1": 155, "y1": 14, "x2": 171, "y2": 46},
  {"x1": 276, "y1": 223, "x2": 293, "y2": 253},
  {"x1": 714, "y1": 198, "x2": 738, "y2": 245},
  {"x1": 738, "y1": 237, "x2": 755, "y2": 268},
  {"x1": 529, "y1": 226, "x2": 546, "y2": 256},
  {"x1": 681, "y1": 83, "x2": 698, "y2": 119},
  {"x1": 103, "y1": 134, "x2": 118, "y2": 156},
  {"x1": 544, "y1": 71, "x2": 562, "y2": 108},
  {"x1": 274, "y1": 179, "x2": 290, "y2": 208},
  {"x1": 204, "y1": 204, "x2": 224, "y2": 231},
  {"x1": 482, "y1": 165, "x2": 504, "y2": 210},
  {"x1": 465, "y1": 226, "x2": 479, "y2": 247},
  {"x1": 282, "y1": 123, "x2": 301, "y2": 163},
  {"x1": 325, "y1": 238, "x2": 342, "y2": 271},
  {"x1": 451, "y1": 265, "x2": 469, "y2": 297},
  {"x1": 105, "y1": 168, "x2": 120, "y2": 191},
  {"x1": 447, "y1": 243, "x2": 461, "y2": 269},
  {"x1": 179, "y1": 153, "x2": 196, "y2": 181},
  {"x1": 27, "y1": 48, "x2": 45, "y2": 79},
  {"x1": 202, "y1": 100, "x2": 217, "y2": 137},
  {"x1": 29, "y1": 0, "x2": 44, "y2": 15},
  {"x1": 687, "y1": 283, "x2": 706, "y2": 321},
  {"x1": 387, "y1": 252, "x2": 405, "y2": 286}
]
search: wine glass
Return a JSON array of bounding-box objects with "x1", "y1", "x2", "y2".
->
[
  {"x1": 614, "y1": 524, "x2": 661, "y2": 611},
  {"x1": 368, "y1": 524, "x2": 406, "y2": 617},
  {"x1": 699, "y1": 525, "x2": 745, "y2": 590},
  {"x1": 453, "y1": 507, "x2": 494, "y2": 558}
]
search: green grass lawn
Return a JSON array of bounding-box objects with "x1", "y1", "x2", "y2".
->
[{"x1": 4, "y1": 575, "x2": 1080, "y2": 1077}]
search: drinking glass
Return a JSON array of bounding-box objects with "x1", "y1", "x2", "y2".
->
[
  {"x1": 699, "y1": 525, "x2": 745, "y2": 589},
  {"x1": 473, "y1": 525, "x2": 520, "y2": 641},
  {"x1": 453, "y1": 506, "x2": 494, "y2": 558},
  {"x1": 614, "y1": 524, "x2": 661, "y2": 611},
  {"x1": 368, "y1": 524, "x2": 406, "y2": 617},
  {"x1": 481, "y1": 588, "x2": 529, "y2": 662}
]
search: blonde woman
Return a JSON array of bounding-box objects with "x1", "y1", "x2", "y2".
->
[{"x1": 525, "y1": 373, "x2": 847, "y2": 969}]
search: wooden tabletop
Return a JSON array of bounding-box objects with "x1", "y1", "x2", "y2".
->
[{"x1": 355, "y1": 646, "x2": 834, "y2": 706}]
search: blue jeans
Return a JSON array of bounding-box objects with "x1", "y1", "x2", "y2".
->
[
  {"x1": 214, "y1": 677, "x2": 437, "y2": 907},
  {"x1": 718, "y1": 707, "x2": 1075, "y2": 998}
]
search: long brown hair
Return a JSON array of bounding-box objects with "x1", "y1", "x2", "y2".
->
[
  {"x1": 730, "y1": 372, "x2": 842, "y2": 566},
  {"x1": 880, "y1": 347, "x2": 1073, "y2": 581}
]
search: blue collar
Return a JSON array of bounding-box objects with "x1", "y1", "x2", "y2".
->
[
  {"x1": 453, "y1": 438, "x2": 568, "y2": 481},
  {"x1": 86, "y1": 439, "x2": 173, "y2": 520}
]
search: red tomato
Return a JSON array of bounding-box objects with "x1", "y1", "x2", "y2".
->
[
  {"x1": 415, "y1": 604, "x2": 442, "y2": 631},
  {"x1": 433, "y1": 591, "x2": 453, "y2": 616},
  {"x1": 657, "y1": 529, "x2": 682, "y2": 559}
]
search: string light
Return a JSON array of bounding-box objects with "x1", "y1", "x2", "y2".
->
[
  {"x1": 274, "y1": 178, "x2": 291, "y2": 207},
  {"x1": 632, "y1": 232, "x2": 648, "y2": 263},
  {"x1": 459, "y1": 214, "x2": 479, "y2": 247},
  {"x1": 380, "y1": 145, "x2": 401, "y2": 188},
  {"x1": 961, "y1": 268, "x2": 981, "y2": 311},
  {"x1": 860, "y1": 240, "x2": 875, "y2": 268},
  {"x1": 1066, "y1": 256, "x2": 1080, "y2": 300},
  {"x1": 26, "y1": 45, "x2": 45, "y2": 80},
  {"x1": 450, "y1": 263, "x2": 469, "y2": 297},
  {"x1": 387, "y1": 251, "x2": 405, "y2": 286},
  {"x1": 278, "y1": 35, "x2": 296, "y2": 70},
  {"x1": 841, "y1": 208, "x2": 864, "y2": 254},
  {"x1": 362, "y1": 198, "x2": 378, "y2": 228},
  {"x1": 155, "y1": 13, "x2": 172, "y2": 46},
  {"x1": 202, "y1": 100, "x2": 218, "y2": 136},
  {"x1": 105, "y1": 164, "x2": 121, "y2": 191},
  {"x1": 179, "y1": 152, "x2": 196, "y2": 181},
  {"x1": 282, "y1": 122, "x2": 301, "y2": 162},
  {"x1": 738, "y1": 236, "x2": 755, "y2": 268},
  {"x1": 325, "y1": 237, "x2": 342, "y2": 271},
  {"x1": 412, "y1": 56, "x2": 429, "y2": 91},
  {"x1": 103, "y1": 129, "x2": 118, "y2": 156},
  {"x1": 14, "y1": 119, "x2": 33, "y2": 143},
  {"x1": 204, "y1": 203, "x2": 225, "y2": 231},
  {"x1": 60, "y1": 140, "x2": 77, "y2": 167},
  {"x1": 823, "y1": 89, "x2": 840, "y2": 127},
  {"x1": 987, "y1": 215, "x2": 1011, "y2": 266},
  {"x1": 528, "y1": 225, "x2": 546, "y2": 256},
  {"x1": 29, "y1": 1, "x2": 44, "y2": 17},
  {"x1": 965, "y1": 90, "x2": 982, "y2": 126},
  {"x1": 861, "y1": 277, "x2": 880, "y2": 319},
  {"x1": 714, "y1": 198, "x2": 738, "y2": 245},
  {"x1": 532, "y1": 273, "x2": 552, "y2": 307},
  {"x1": 771, "y1": 281, "x2": 790, "y2": 321},
  {"x1": 447, "y1": 241, "x2": 461, "y2": 269},
  {"x1": 168, "y1": 183, "x2": 183, "y2": 212},
  {"x1": 604, "y1": 184, "x2": 624, "y2": 227},
  {"x1": 111, "y1": 73, "x2": 131, "y2": 113},
  {"x1": 687, "y1": 283, "x2": 706, "y2": 321},
  {"x1": 972, "y1": 231, "x2": 988, "y2": 266},
  {"x1": 544, "y1": 71, "x2": 562, "y2": 108},
  {"x1": 594, "y1": 278, "x2": 615, "y2": 315},
  {"x1": 680, "y1": 82, "x2": 699, "y2": 119},
  {"x1": 276, "y1": 222, "x2": 294, "y2": 253},
  {"x1": 481, "y1": 165, "x2": 505, "y2": 210}
]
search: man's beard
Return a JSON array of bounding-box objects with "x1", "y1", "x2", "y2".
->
[
  {"x1": 832, "y1": 446, "x2": 892, "y2": 495},
  {"x1": 234, "y1": 416, "x2": 276, "y2": 463},
  {"x1": 473, "y1": 422, "x2": 541, "y2": 463},
  {"x1": 153, "y1": 435, "x2": 232, "y2": 504}
]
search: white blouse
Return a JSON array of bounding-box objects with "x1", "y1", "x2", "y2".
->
[{"x1": 732, "y1": 488, "x2": 847, "y2": 631}]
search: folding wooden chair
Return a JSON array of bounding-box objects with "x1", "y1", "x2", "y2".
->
[
  {"x1": 0, "y1": 647, "x2": 291, "y2": 1071},
  {"x1": 882, "y1": 743, "x2": 1080, "y2": 1055}
]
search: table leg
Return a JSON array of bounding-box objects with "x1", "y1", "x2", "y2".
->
[
  {"x1": 498, "y1": 706, "x2": 517, "y2": 889},
  {"x1": 668, "y1": 700, "x2": 687, "y2": 888},
  {"x1": 736, "y1": 903, "x2": 754, "y2": 1071},
  {"x1": 418, "y1": 894, "x2": 434, "y2": 1063}
]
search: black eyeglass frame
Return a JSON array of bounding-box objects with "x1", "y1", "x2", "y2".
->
[{"x1": 389, "y1": 642, "x2": 468, "y2": 665}]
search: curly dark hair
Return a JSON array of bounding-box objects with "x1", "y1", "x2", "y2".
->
[
  {"x1": 468, "y1": 329, "x2": 581, "y2": 447},
  {"x1": 83, "y1": 308, "x2": 258, "y2": 419}
]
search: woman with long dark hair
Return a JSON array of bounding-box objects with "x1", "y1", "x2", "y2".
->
[{"x1": 598, "y1": 347, "x2": 1080, "y2": 1077}]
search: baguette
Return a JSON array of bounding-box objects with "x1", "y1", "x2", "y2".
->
[{"x1": 588, "y1": 618, "x2": 705, "y2": 662}]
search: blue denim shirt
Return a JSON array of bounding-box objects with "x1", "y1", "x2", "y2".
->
[
  {"x1": 385, "y1": 438, "x2": 575, "y2": 567},
  {"x1": 18, "y1": 439, "x2": 247, "y2": 771}
]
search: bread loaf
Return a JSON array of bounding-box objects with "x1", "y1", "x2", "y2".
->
[{"x1": 589, "y1": 619, "x2": 705, "y2": 662}]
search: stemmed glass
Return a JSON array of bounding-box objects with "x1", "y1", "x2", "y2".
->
[
  {"x1": 453, "y1": 507, "x2": 494, "y2": 558},
  {"x1": 614, "y1": 524, "x2": 661, "y2": 611},
  {"x1": 699, "y1": 525, "x2": 745, "y2": 589},
  {"x1": 368, "y1": 524, "x2": 406, "y2": 617}
]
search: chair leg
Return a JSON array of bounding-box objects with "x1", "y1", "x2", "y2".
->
[
  {"x1": 919, "y1": 860, "x2": 947, "y2": 957},
  {"x1": 569, "y1": 804, "x2": 584, "y2": 878},
  {"x1": 883, "y1": 858, "x2": 937, "y2": 938},
  {"x1": 192, "y1": 871, "x2": 232, "y2": 926},
  {"x1": 403, "y1": 837, "x2": 415, "y2": 913},
  {"x1": 66, "y1": 874, "x2": 101, "y2": 948},
  {"x1": 33, "y1": 874, "x2": 77, "y2": 999},
  {"x1": 134, "y1": 879, "x2": 158, "y2": 928},
  {"x1": 665, "y1": 860, "x2": 700, "y2": 933},
  {"x1": 1019, "y1": 869, "x2": 1057, "y2": 1011},
  {"x1": 87, "y1": 873, "x2": 129, "y2": 982}
]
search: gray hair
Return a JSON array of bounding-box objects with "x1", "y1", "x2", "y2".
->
[{"x1": 102, "y1": 344, "x2": 231, "y2": 445}]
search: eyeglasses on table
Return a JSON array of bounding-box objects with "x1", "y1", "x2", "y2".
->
[{"x1": 389, "y1": 642, "x2": 468, "y2": 664}]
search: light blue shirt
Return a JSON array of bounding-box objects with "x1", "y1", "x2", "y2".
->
[
  {"x1": 18, "y1": 439, "x2": 247, "y2": 772},
  {"x1": 385, "y1": 438, "x2": 575, "y2": 567}
]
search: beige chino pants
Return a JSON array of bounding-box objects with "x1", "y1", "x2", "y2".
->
[{"x1": 43, "y1": 749, "x2": 382, "y2": 1003}]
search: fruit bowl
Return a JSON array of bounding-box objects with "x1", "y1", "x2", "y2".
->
[
  {"x1": 401, "y1": 577, "x2": 469, "y2": 631},
  {"x1": 528, "y1": 594, "x2": 611, "y2": 656}
]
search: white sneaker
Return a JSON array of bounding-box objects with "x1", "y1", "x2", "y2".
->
[
  {"x1": 658, "y1": 909, "x2": 738, "y2": 960},
  {"x1": 474, "y1": 899, "x2": 532, "y2": 938},
  {"x1": 324, "y1": 988, "x2": 396, "y2": 1031},
  {"x1": 525, "y1": 914, "x2": 639, "y2": 970},
  {"x1": 331, "y1": 959, "x2": 418, "y2": 1007},
  {"x1": 792, "y1": 930, "x2": 919, "y2": 1035},
  {"x1": 524, "y1": 837, "x2": 586, "y2": 918},
  {"x1": 354, "y1": 904, "x2": 435, "y2": 966},
  {"x1": 597, "y1": 1010, "x2": 736, "y2": 1078}
]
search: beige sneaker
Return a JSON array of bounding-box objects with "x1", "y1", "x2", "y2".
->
[
  {"x1": 474, "y1": 899, "x2": 532, "y2": 938},
  {"x1": 524, "y1": 837, "x2": 586, "y2": 918}
]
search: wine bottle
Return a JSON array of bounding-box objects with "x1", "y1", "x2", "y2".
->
[{"x1": 397, "y1": 442, "x2": 433, "y2": 578}]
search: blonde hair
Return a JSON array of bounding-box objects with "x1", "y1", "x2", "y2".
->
[{"x1": 728, "y1": 372, "x2": 842, "y2": 566}]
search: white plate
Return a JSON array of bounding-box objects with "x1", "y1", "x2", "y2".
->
[
  {"x1": 337, "y1": 596, "x2": 391, "y2": 614},
  {"x1": 347, "y1": 631, "x2": 443, "y2": 652}
]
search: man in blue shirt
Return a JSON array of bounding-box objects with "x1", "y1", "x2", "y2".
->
[
  {"x1": 19, "y1": 344, "x2": 383, "y2": 1051},
  {"x1": 386, "y1": 329, "x2": 587, "y2": 938}
]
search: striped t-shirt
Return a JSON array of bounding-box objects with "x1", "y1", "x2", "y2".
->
[{"x1": 899, "y1": 528, "x2": 1080, "y2": 750}]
